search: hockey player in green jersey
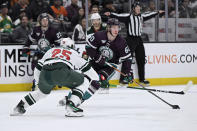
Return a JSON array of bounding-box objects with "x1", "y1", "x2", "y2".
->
[{"x1": 10, "y1": 38, "x2": 100, "y2": 117}]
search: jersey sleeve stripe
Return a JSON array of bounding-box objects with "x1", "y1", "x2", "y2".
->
[
  {"x1": 44, "y1": 58, "x2": 74, "y2": 67},
  {"x1": 119, "y1": 53, "x2": 132, "y2": 62},
  {"x1": 36, "y1": 63, "x2": 43, "y2": 71},
  {"x1": 87, "y1": 40, "x2": 97, "y2": 49},
  {"x1": 28, "y1": 35, "x2": 36, "y2": 42},
  {"x1": 142, "y1": 11, "x2": 158, "y2": 18},
  {"x1": 111, "y1": 13, "x2": 130, "y2": 17},
  {"x1": 80, "y1": 62, "x2": 91, "y2": 72}
]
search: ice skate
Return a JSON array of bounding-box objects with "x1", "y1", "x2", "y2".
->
[
  {"x1": 98, "y1": 80, "x2": 109, "y2": 94},
  {"x1": 10, "y1": 100, "x2": 26, "y2": 116},
  {"x1": 65, "y1": 100, "x2": 83, "y2": 117}
]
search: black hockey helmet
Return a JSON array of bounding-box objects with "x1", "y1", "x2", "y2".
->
[
  {"x1": 38, "y1": 13, "x2": 49, "y2": 24},
  {"x1": 107, "y1": 18, "x2": 121, "y2": 35},
  {"x1": 131, "y1": 1, "x2": 141, "y2": 10},
  {"x1": 107, "y1": 18, "x2": 120, "y2": 26}
]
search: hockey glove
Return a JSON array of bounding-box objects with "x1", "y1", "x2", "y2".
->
[
  {"x1": 124, "y1": 71, "x2": 134, "y2": 84},
  {"x1": 82, "y1": 51, "x2": 89, "y2": 60},
  {"x1": 95, "y1": 54, "x2": 106, "y2": 66},
  {"x1": 100, "y1": 74, "x2": 109, "y2": 89},
  {"x1": 22, "y1": 46, "x2": 30, "y2": 57}
]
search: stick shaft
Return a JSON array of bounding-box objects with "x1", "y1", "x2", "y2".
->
[{"x1": 127, "y1": 86, "x2": 184, "y2": 95}]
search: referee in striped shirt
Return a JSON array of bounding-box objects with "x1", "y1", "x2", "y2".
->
[{"x1": 105, "y1": 1, "x2": 164, "y2": 86}]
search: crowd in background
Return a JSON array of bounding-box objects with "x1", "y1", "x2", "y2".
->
[{"x1": 0, "y1": 0, "x2": 197, "y2": 44}]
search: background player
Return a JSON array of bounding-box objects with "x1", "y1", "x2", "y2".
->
[
  {"x1": 104, "y1": 1, "x2": 165, "y2": 86},
  {"x1": 86, "y1": 18, "x2": 133, "y2": 93},
  {"x1": 22, "y1": 13, "x2": 62, "y2": 90}
]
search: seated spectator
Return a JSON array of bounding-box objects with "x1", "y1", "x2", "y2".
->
[
  {"x1": 26, "y1": 0, "x2": 55, "y2": 22},
  {"x1": 66, "y1": 0, "x2": 80, "y2": 22},
  {"x1": 122, "y1": 0, "x2": 130, "y2": 13},
  {"x1": 179, "y1": 0, "x2": 194, "y2": 18},
  {"x1": 90, "y1": 4, "x2": 99, "y2": 14},
  {"x1": 71, "y1": 7, "x2": 85, "y2": 29},
  {"x1": 51, "y1": 0, "x2": 68, "y2": 20},
  {"x1": 9, "y1": 0, "x2": 29, "y2": 22},
  {"x1": 146, "y1": 0, "x2": 156, "y2": 12},
  {"x1": 10, "y1": 0, "x2": 19, "y2": 7},
  {"x1": 11, "y1": 15, "x2": 32, "y2": 43},
  {"x1": 82, "y1": 0, "x2": 92, "y2": 12},
  {"x1": 72, "y1": 17, "x2": 86, "y2": 42},
  {"x1": 168, "y1": 0, "x2": 176, "y2": 18},
  {"x1": 160, "y1": 0, "x2": 175, "y2": 18},
  {"x1": 87, "y1": 13, "x2": 106, "y2": 37},
  {"x1": 13, "y1": 8, "x2": 27, "y2": 26},
  {"x1": 101, "y1": 0, "x2": 116, "y2": 13},
  {"x1": 100, "y1": 0, "x2": 117, "y2": 22},
  {"x1": 0, "y1": 3, "x2": 14, "y2": 34}
]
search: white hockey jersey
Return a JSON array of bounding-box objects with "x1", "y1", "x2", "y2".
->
[
  {"x1": 37, "y1": 47, "x2": 89, "y2": 71},
  {"x1": 34, "y1": 47, "x2": 99, "y2": 86}
]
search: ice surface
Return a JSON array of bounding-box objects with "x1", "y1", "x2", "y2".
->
[{"x1": 0, "y1": 85, "x2": 197, "y2": 131}]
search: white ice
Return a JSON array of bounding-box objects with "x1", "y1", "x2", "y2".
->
[{"x1": 0, "y1": 84, "x2": 197, "y2": 131}]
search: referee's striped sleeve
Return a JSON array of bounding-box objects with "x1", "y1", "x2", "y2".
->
[
  {"x1": 142, "y1": 11, "x2": 158, "y2": 21},
  {"x1": 110, "y1": 13, "x2": 130, "y2": 23}
]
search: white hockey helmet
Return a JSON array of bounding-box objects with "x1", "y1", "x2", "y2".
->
[
  {"x1": 60, "y1": 38, "x2": 75, "y2": 48},
  {"x1": 90, "y1": 13, "x2": 101, "y2": 20}
]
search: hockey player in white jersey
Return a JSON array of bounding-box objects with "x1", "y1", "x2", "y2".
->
[{"x1": 10, "y1": 38, "x2": 100, "y2": 117}]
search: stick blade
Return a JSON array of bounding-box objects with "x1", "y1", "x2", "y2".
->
[
  {"x1": 172, "y1": 105, "x2": 180, "y2": 109},
  {"x1": 183, "y1": 81, "x2": 193, "y2": 94}
]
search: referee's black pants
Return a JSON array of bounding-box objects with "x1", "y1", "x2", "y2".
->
[{"x1": 124, "y1": 35, "x2": 146, "y2": 81}]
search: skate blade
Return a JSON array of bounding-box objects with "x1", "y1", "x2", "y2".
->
[
  {"x1": 65, "y1": 112, "x2": 84, "y2": 117},
  {"x1": 10, "y1": 112, "x2": 24, "y2": 116},
  {"x1": 98, "y1": 89, "x2": 109, "y2": 94}
]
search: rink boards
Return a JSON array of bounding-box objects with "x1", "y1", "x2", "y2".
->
[{"x1": 0, "y1": 43, "x2": 196, "y2": 91}]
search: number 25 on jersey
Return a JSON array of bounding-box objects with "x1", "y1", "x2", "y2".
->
[{"x1": 51, "y1": 49, "x2": 72, "y2": 60}]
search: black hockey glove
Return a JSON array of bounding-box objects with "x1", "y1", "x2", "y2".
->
[
  {"x1": 95, "y1": 54, "x2": 106, "y2": 66},
  {"x1": 124, "y1": 71, "x2": 134, "y2": 84},
  {"x1": 22, "y1": 46, "x2": 30, "y2": 57}
]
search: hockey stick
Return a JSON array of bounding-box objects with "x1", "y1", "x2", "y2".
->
[
  {"x1": 105, "y1": 62, "x2": 180, "y2": 109},
  {"x1": 127, "y1": 86, "x2": 185, "y2": 95},
  {"x1": 129, "y1": 80, "x2": 192, "y2": 95},
  {"x1": 111, "y1": 83, "x2": 191, "y2": 95}
]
